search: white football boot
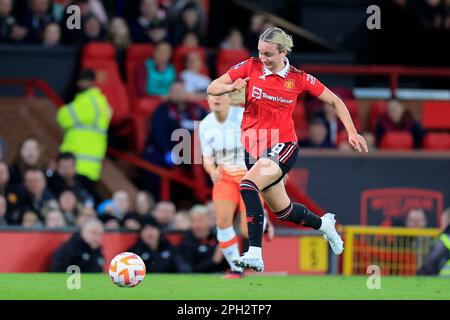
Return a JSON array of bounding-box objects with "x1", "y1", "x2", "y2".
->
[
  {"x1": 320, "y1": 213, "x2": 344, "y2": 255},
  {"x1": 232, "y1": 252, "x2": 265, "y2": 272}
]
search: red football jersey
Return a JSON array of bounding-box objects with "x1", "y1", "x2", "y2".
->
[{"x1": 227, "y1": 57, "x2": 325, "y2": 159}]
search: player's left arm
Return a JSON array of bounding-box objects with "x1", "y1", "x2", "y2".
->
[{"x1": 317, "y1": 88, "x2": 368, "y2": 152}]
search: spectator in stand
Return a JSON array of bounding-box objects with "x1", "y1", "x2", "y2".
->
[
  {"x1": 220, "y1": 28, "x2": 245, "y2": 50},
  {"x1": 9, "y1": 138, "x2": 46, "y2": 186},
  {"x1": 178, "y1": 205, "x2": 227, "y2": 273},
  {"x1": 0, "y1": 161, "x2": 20, "y2": 224},
  {"x1": 19, "y1": 168, "x2": 55, "y2": 222},
  {"x1": 121, "y1": 212, "x2": 143, "y2": 231},
  {"x1": 75, "y1": 205, "x2": 97, "y2": 227},
  {"x1": 405, "y1": 208, "x2": 428, "y2": 228},
  {"x1": 0, "y1": 195, "x2": 7, "y2": 226},
  {"x1": 141, "y1": 82, "x2": 207, "y2": 197},
  {"x1": 135, "y1": 41, "x2": 176, "y2": 98},
  {"x1": 82, "y1": 13, "x2": 106, "y2": 43},
  {"x1": 50, "y1": 218, "x2": 105, "y2": 272},
  {"x1": 97, "y1": 190, "x2": 131, "y2": 221},
  {"x1": 134, "y1": 190, "x2": 155, "y2": 217},
  {"x1": 0, "y1": 0, "x2": 20, "y2": 43},
  {"x1": 108, "y1": 17, "x2": 131, "y2": 80},
  {"x1": 129, "y1": 0, "x2": 168, "y2": 43},
  {"x1": 18, "y1": 0, "x2": 56, "y2": 43},
  {"x1": 57, "y1": 189, "x2": 82, "y2": 226},
  {"x1": 21, "y1": 210, "x2": 42, "y2": 228},
  {"x1": 151, "y1": 201, "x2": 176, "y2": 232},
  {"x1": 128, "y1": 216, "x2": 190, "y2": 273},
  {"x1": 169, "y1": 2, "x2": 204, "y2": 46},
  {"x1": 173, "y1": 211, "x2": 191, "y2": 232},
  {"x1": 57, "y1": 69, "x2": 112, "y2": 183},
  {"x1": 108, "y1": 17, "x2": 131, "y2": 49},
  {"x1": 314, "y1": 103, "x2": 345, "y2": 146},
  {"x1": 375, "y1": 99, "x2": 424, "y2": 148},
  {"x1": 417, "y1": 208, "x2": 450, "y2": 275},
  {"x1": 179, "y1": 51, "x2": 211, "y2": 98},
  {"x1": 299, "y1": 117, "x2": 336, "y2": 149},
  {"x1": 47, "y1": 152, "x2": 94, "y2": 205},
  {"x1": 181, "y1": 31, "x2": 200, "y2": 48},
  {"x1": 45, "y1": 209, "x2": 67, "y2": 228},
  {"x1": 100, "y1": 213, "x2": 121, "y2": 230},
  {"x1": 41, "y1": 21, "x2": 61, "y2": 47}
]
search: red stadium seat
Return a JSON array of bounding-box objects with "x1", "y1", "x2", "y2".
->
[
  {"x1": 173, "y1": 45, "x2": 208, "y2": 75},
  {"x1": 215, "y1": 48, "x2": 250, "y2": 76},
  {"x1": 82, "y1": 43, "x2": 130, "y2": 125},
  {"x1": 369, "y1": 100, "x2": 388, "y2": 132},
  {"x1": 82, "y1": 42, "x2": 115, "y2": 61},
  {"x1": 422, "y1": 100, "x2": 450, "y2": 130},
  {"x1": 423, "y1": 132, "x2": 450, "y2": 150},
  {"x1": 125, "y1": 44, "x2": 154, "y2": 103},
  {"x1": 380, "y1": 132, "x2": 414, "y2": 150}
]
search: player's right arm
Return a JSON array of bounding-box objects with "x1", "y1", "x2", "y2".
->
[{"x1": 207, "y1": 73, "x2": 249, "y2": 96}]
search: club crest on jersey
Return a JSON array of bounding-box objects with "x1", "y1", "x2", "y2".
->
[
  {"x1": 252, "y1": 86, "x2": 263, "y2": 99},
  {"x1": 284, "y1": 79, "x2": 295, "y2": 90}
]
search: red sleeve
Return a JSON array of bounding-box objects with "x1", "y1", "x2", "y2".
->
[
  {"x1": 302, "y1": 72, "x2": 325, "y2": 97},
  {"x1": 227, "y1": 58, "x2": 252, "y2": 82}
]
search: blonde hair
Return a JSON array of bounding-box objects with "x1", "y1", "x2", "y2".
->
[{"x1": 259, "y1": 27, "x2": 294, "y2": 53}]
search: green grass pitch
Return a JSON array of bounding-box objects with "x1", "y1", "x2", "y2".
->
[{"x1": 0, "y1": 274, "x2": 449, "y2": 300}]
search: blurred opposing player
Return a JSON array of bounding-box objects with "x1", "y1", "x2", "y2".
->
[
  {"x1": 207, "y1": 27, "x2": 368, "y2": 272},
  {"x1": 199, "y1": 93, "x2": 273, "y2": 278}
]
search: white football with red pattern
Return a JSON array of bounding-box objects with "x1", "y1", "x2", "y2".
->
[{"x1": 109, "y1": 252, "x2": 146, "y2": 288}]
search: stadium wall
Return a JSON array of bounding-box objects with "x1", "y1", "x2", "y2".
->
[{"x1": 0, "y1": 230, "x2": 331, "y2": 275}]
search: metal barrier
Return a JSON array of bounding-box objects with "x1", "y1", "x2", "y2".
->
[{"x1": 343, "y1": 225, "x2": 440, "y2": 276}]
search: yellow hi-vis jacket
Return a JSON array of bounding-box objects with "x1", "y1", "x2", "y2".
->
[
  {"x1": 57, "y1": 87, "x2": 112, "y2": 181},
  {"x1": 439, "y1": 233, "x2": 450, "y2": 276}
]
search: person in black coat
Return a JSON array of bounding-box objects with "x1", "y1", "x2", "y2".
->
[
  {"x1": 128, "y1": 216, "x2": 190, "y2": 273},
  {"x1": 50, "y1": 218, "x2": 105, "y2": 273},
  {"x1": 178, "y1": 205, "x2": 228, "y2": 273},
  {"x1": 47, "y1": 152, "x2": 95, "y2": 205}
]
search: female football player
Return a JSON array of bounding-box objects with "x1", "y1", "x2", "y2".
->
[
  {"x1": 207, "y1": 27, "x2": 368, "y2": 271},
  {"x1": 199, "y1": 93, "x2": 273, "y2": 277}
]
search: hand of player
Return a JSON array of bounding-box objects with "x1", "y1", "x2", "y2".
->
[
  {"x1": 348, "y1": 132, "x2": 368, "y2": 152},
  {"x1": 230, "y1": 77, "x2": 250, "y2": 92},
  {"x1": 212, "y1": 246, "x2": 224, "y2": 264}
]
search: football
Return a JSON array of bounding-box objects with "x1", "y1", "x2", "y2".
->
[{"x1": 109, "y1": 252, "x2": 146, "y2": 288}]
